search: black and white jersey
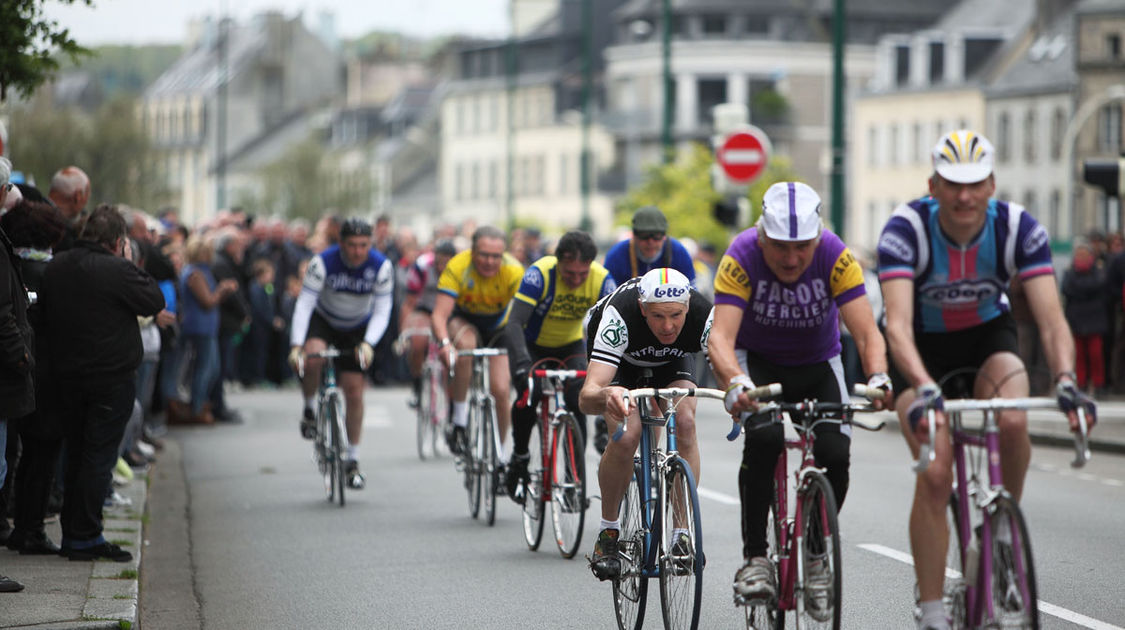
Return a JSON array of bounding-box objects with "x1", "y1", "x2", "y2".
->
[{"x1": 585, "y1": 277, "x2": 714, "y2": 369}]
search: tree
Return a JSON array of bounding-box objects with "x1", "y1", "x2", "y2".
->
[
  {"x1": 8, "y1": 94, "x2": 168, "y2": 210},
  {"x1": 615, "y1": 143, "x2": 802, "y2": 252},
  {"x1": 0, "y1": 0, "x2": 95, "y2": 102},
  {"x1": 238, "y1": 134, "x2": 375, "y2": 222}
]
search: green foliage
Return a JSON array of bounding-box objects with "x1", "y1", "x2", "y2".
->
[
  {"x1": 60, "y1": 44, "x2": 183, "y2": 99},
  {"x1": 614, "y1": 143, "x2": 803, "y2": 253},
  {"x1": 8, "y1": 94, "x2": 169, "y2": 210},
  {"x1": 750, "y1": 88, "x2": 790, "y2": 124},
  {"x1": 0, "y1": 0, "x2": 95, "y2": 102},
  {"x1": 238, "y1": 135, "x2": 375, "y2": 222}
]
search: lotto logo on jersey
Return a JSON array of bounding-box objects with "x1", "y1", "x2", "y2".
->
[
  {"x1": 654, "y1": 286, "x2": 687, "y2": 300},
  {"x1": 920, "y1": 279, "x2": 1000, "y2": 305}
]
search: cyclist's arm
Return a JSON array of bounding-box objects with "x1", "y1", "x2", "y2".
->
[
  {"x1": 290, "y1": 290, "x2": 317, "y2": 348},
  {"x1": 431, "y1": 292, "x2": 455, "y2": 347},
  {"x1": 578, "y1": 359, "x2": 628, "y2": 422},
  {"x1": 838, "y1": 295, "x2": 887, "y2": 378},
  {"x1": 707, "y1": 303, "x2": 746, "y2": 389},
  {"x1": 1021, "y1": 273, "x2": 1077, "y2": 380},
  {"x1": 882, "y1": 277, "x2": 933, "y2": 389},
  {"x1": 501, "y1": 298, "x2": 535, "y2": 377}
]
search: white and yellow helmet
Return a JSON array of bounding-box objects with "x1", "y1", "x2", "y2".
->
[{"x1": 931, "y1": 129, "x2": 994, "y2": 184}]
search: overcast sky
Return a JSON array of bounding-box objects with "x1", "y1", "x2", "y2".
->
[{"x1": 43, "y1": 0, "x2": 510, "y2": 46}]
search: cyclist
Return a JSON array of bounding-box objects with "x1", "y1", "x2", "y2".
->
[
  {"x1": 401, "y1": 238, "x2": 459, "y2": 408},
  {"x1": 289, "y1": 217, "x2": 394, "y2": 490},
  {"x1": 594, "y1": 205, "x2": 697, "y2": 454},
  {"x1": 431, "y1": 225, "x2": 524, "y2": 464},
  {"x1": 579, "y1": 267, "x2": 713, "y2": 580},
  {"x1": 501, "y1": 230, "x2": 616, "y2": 503},
  {"x1": 877, "y1": 130, "x2": 1095, "y2": 630},
  {"x1": 708, "y1": 181, "x2": 892, "y2": 605}
]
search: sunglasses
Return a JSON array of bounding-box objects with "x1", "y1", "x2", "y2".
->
[{"x1": 635, "y1": 231, "x2": 665, "y2": 241}]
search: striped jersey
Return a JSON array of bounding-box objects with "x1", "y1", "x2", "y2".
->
[
  {"x1": 876, "y1": 197, "x2": 1054, "y2": 334},
  {"x1": 512, "y1": 256, "x2": 615, "y2": 348}
]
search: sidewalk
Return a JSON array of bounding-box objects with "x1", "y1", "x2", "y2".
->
[{"x1": 0, "y1": 469, "x2": 146, "y2": 630}]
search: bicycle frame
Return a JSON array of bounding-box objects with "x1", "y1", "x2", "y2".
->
[
  {"x1": 931, "y1": 397, "x2": 1090, "y2": 626},
  {"x1": 301, "y1": 347, "x2": 347, "y2": 506},
  {"x1": 531, "y1": 368, "x2": 587, "y2": 508},
  {"x1": 457, "y1": 347, "x2": 507, "y2": 523}
]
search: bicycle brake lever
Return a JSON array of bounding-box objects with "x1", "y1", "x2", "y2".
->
[
  {"x1": 1071, "y1": 407, "x2": 1091, "y2": 469},
  {"x1": 726, "y1": 420, "x2": 742, "y2": 441}
]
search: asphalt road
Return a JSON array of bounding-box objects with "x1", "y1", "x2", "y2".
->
[{"x1": 141, "y1": 384, "x2": 1125, "y2": 630}]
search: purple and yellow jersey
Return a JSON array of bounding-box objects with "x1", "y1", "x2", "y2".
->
[
  {"x1": 713, "y1": 228, "x2": 866, "y2": 366},
  {"x1": 876, "y1": 197, "x2": 1053, "y2": 334}
]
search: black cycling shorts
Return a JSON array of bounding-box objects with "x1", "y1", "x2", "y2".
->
[
  {"x1": 306, "y1": 311, "x2": 365, "y2": 373},
  {"x1": 889, "y1": 312, "x2": 1020, "y2": 397},
  {"x1": 609, "y1": 355, "x2": 697, "y2": 389},
  {"x1": 451, "y1": 314, "x2": 506, "y2": 349}
]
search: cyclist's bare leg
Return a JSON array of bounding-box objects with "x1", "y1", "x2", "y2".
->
[
  {"x1": 977, "y1": 351, "x2": 1030, "y2": 501},
  {"x1": 488, "y1": 353, "x2": 511, "y2": 453},
  {"x1": 339, "y1": 371, "x2": 365, "y2": 450},
  {"x1": 300, "y1": 337, "x2": 327, "y2": 402},
  {"x1": 448, "y1": 319, "x2": 479, "y2": 404},
  {"x1": 896, "y1": 387, "x2": 955, "y2": 604},
  {"x1": 403, "y1": 311, "x2": 432, "y2": 378},
  {"x1": 598, "y1": 408, "x2": 642, "y2": 522}
]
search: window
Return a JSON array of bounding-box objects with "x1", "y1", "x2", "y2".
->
[
  {"x1": 912, "y1": 122, "x2": 923, "y2": 164},
  {"x1": 1050, "y1": 107, "x2": 1065, "y2": 161},
  {"x1": 701, "y1": 15, "x2": 726, "y2": 37},
  {"x1": 455, "y1": 163, "x2": 464, "y2": 201},
  {"x1": 868, "y1": 125, "x2": 879, "y2": 166},
  {"x1": 1023, "y1": 109, "x2": 1037, "y2": 163},
  {"x1": 489, "y1": 160, "x2": 498, "y2": 199},
  {"x1": 889, "y1": 124, "x2": 900, "y2": 166},
  {"x1": 929, "y1": 41, "x2": 944, "y2": 83},
  {"x1": 697, "y1": 78, "x2": 727, "y2": 126},
  {"x1": 1050, "y1": 189, "x2": 1061, "y2": 238},
  {"x1": 997, "y1": 112, "x2": 1011, "y2": 163},
  {"x1": 895, "y1": 45, "x2": 910, "y2": 86},
  {"x1": 470, "y1": 162, "x2": 480, "y2": 199},
  {"x1": 1098, "y1": 104, "x2": 1122, "y2": 152},
  {"x1": 559, "y1": 153, "x2": 569, "y2": 195},
  {"x1": 1023, "y1": 190, "x2": 1037, "y2": 219},
  {"x1": 1109, "y1": 34, "x2": 1122, "y2": 60}
]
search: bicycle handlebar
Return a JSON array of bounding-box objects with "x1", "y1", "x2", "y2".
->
[
  {"x1": 730, "y1": 387, "x2": 886, "y2": 442},
  {"x1": 612, "y1": 386, "x2": 730, "y2": 443},
  {"x1": 456, "y1": 348, "x2": 507, "y2": 358},
  {"x1": 912, "y1": 396, "x2": 1091, "y2": 473},
  {"x1": 296, "y1": 347, "x2": 343, "y2": 379},
  {"x1": 393, "y1": 327, "x2": 433, "y2": 356}
]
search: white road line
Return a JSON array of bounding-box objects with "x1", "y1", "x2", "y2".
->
[
  {"x1": 859, "y1": 543, "x2": 1124, "y2": 630},
  {"x1": 1102, "y1": 479, "x2": 1124, "y2": 487},
  {"x1": 697, "y1": 487, "x2": 740, "y2": 506}
]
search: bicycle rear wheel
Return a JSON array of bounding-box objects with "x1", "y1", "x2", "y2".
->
[
  {"x1": 983, "y1": 495, "x2": 1039, "y2": 629},
  {"x1": 521, "y1": 420, "x2": 546, "y2": 550},
  {"x1": 613, "y1": 460, "x2": 648, "y2": 630},
  {"x1": 796, "y1": 471, "x2": 840, "y2": 629},
  {"x1": 658, "y1": 457, "x2": 703, "y2": 630},
  {"x1": 466, "y1": 402, "x2": 482, "y2": 519},
  {"x1": 482, "y1": 402, "x2": 498, "y2": 527},
  {"x1": 551, "y1": 413, "x2": 587, "y2": 559},
  {"x1": 742, "y1": 499, "x2": 783, "y2": 630}
]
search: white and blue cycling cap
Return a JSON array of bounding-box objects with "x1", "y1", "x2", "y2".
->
[
  {"x1": 760, "y1": 181, "x2": 823, "y2": 242},
  {"x1": 638, "y1": 267, "x2": 691, "y2": 305}
]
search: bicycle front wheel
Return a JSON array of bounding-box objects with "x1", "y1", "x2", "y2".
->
[
  {"x1": 481, "y1": 402, "x2": 499, "y2": 527},
  {"x1": 796, "y1": 471, "x2": 840, "y2": 629},
  {"x1": 983, "y1": 495, "x2": 1039, "y2": 629},
  {"x1": 658, "y1": 457, "x2": 703, "y2": 630},
  {"x1": 521, "y1": 420, "x2": 546, "y2": 550},
  {"x1": 944, "y1": 494, "x2": 968, "y2": 630},
  {"x1": 417, "y1": 365, "x2": 434, "y2": 460},
  {"x1": 466, "y1": 402, "x2": 482, "y2": 519},
  {"x1": 613, "y1": 460, "x2": 648, "y2": 630},
  {"x1": 551, "y1": 413, "x2": 587, "y2": 559},
  {"x1": 742, "y1": 499, "x2": 783, "y2": 630},
  {"x1": 329, "y1": 394, "x2": 347, "y2": 507}
]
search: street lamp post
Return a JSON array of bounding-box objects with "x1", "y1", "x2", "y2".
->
[
  {"x1": 580, "y1": 0, "x2": 592, "y2": 232},
  {"x1": 830, "y1": 0, "x2": 846, "y2": 238},
  {"x1": 661, "y1": 0, "x2": 673, "y2": 164}
]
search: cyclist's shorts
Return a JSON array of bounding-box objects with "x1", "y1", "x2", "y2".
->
[
  {"x1": 889, "y1": 312, "x2": 1019, "y2": 398},
  {"x1": 528, "y1": 340, "x2": 587, "y2": 370},
  {"x1": 743, "y1": 350, "x2": 849, "y2": 433},
  {"x1": 609, "y1": 355, "x2": 696, "y2": 389},
  {"x1": 307, "y1": 311, "x2": 365, "y2": 373},
  {"x1": 451, "y1": 315, "x2": 506, "y2": 349},
  {"x1": 412, "y1": 305, "x2": 434, "y2": 315}
]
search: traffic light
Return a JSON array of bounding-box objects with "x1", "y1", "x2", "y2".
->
[
  {"x1": 713, "y1": 196, "x2": 741, "y2": 228},
  {"x1": 1083, "y1": 156, "x2": 1125, "y2": 196}
]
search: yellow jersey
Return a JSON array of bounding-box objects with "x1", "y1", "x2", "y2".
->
[
  {"x1": 512, "y1": 256, "x2": 616, "y2": 348},
  {"x1": 438, "y1": 250, "x2": 525, "y2": 333}
]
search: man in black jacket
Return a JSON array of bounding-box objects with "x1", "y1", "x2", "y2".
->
[
  {"x1": 41, "y1": 205, "x2": 165, "y2": 562},
  {"x1": 0, "y1": 157, "x2": 34, "y2": 592},
  {"x1": 211, "y1": 227, "x2": 249, "y2": 422}
]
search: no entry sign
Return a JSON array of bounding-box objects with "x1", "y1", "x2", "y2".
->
[{"x1": 717, "y1": 127, "x2": 770, "y2": 184}]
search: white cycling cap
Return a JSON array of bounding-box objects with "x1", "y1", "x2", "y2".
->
[
  {"x1": 760, "y1": 181, "x2": 823, "y2": 242},
  {"x1": 637, "y1": 267, "x2": 691, "y2": 305}
]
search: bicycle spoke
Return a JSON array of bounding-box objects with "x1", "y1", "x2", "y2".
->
[
  {"x1": 521, "y1": 421, "x2": 545, "y2": 550},
  {"x1": 659, "y1": 458, "x2": 703, "y2": 630},
  {"x1": 613, "y1": 463, "x2": 648, "y2": 630}
]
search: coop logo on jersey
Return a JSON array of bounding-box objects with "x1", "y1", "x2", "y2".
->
[
  {"x1": 919, "y1": 279, "x2": 999, "y2": 305},
  {"x1": 600, "y1": 317, "x2": 628, "y2": 348},
  {"x1": 878, "y1": 231, "x2": 915, "y2": 262},
  {"x1": 1022, "y1": 225, "x2": 1048, "y2": 257}
]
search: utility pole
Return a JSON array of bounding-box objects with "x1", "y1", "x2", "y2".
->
[
  {"x1": 216, "y1": 3, "x2": 229, "y2": 215},
  {"x1": 506, "y1": 1, "x2": 517, "y2": 231},
  {"x1": 661, "y1": 0, "x2": 673, "y2": 164},
  {"x1": 580, "y1": 0, "x2": 593, "y2": 231},
  {"x1": 829, "y1": 0, "x2": 846, "y2": 238}
]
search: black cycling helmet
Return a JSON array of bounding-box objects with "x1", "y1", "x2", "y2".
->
[
  {"x1": 434, "y1": 238, "x2": 457, "y2": 257},
  {"x1": 340, "y1": 217, "x2": 373, "y2": 239}
]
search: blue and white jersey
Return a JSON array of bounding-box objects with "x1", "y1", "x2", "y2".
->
[
  {"x1": 876, "y1": 197, "x2": 1054, "y2": 334},
  {"x1": 291, "y1": 245, "x2": 394, "y2": 346}
]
